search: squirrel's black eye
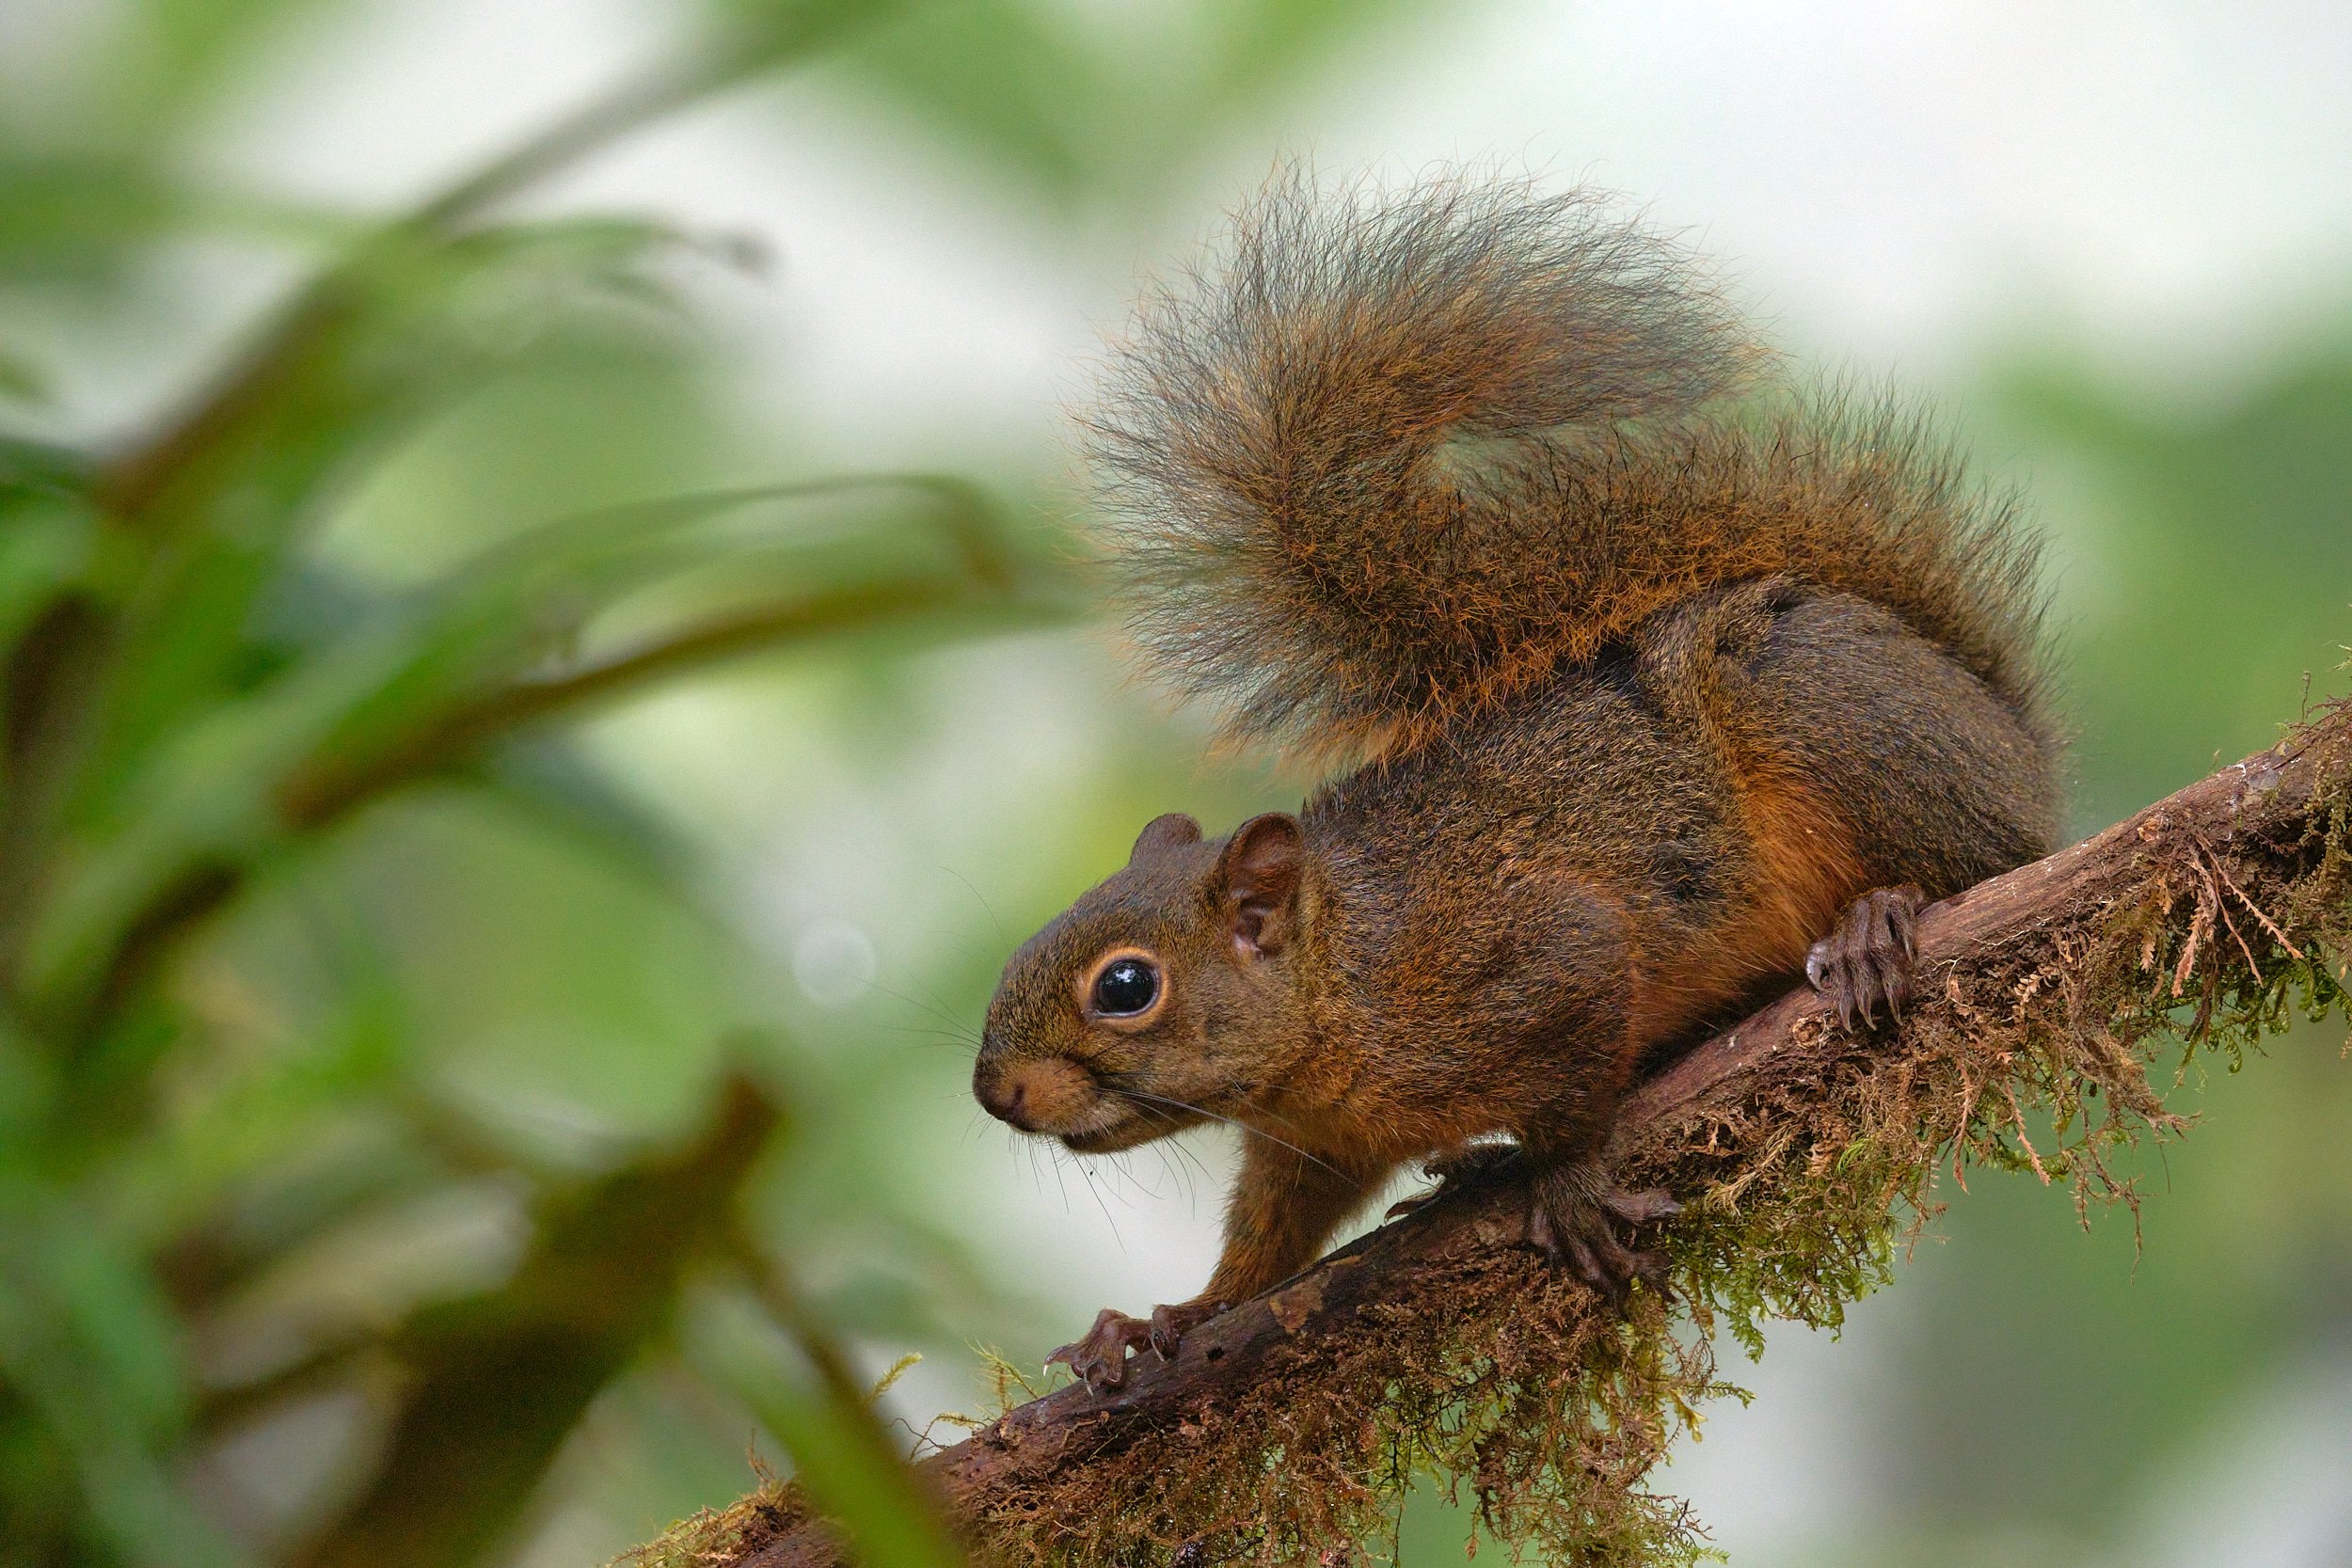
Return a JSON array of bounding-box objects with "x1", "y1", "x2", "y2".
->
[{"x1": 1091, "y1": 957, "x2": 1160, "y2": 1017}]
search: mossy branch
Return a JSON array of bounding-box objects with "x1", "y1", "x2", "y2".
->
[{"x1": 644, "y1": 703, "x2": 2352, "y2": 1568}]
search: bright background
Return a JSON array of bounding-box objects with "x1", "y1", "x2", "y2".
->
[{"x1": 2, "y1": 2, "x2": 2349, "y2": 1565}]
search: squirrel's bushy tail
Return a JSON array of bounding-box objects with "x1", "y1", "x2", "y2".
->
[{"x1": 1083, "y1": 168, "x2": 2048, "y2": 764}]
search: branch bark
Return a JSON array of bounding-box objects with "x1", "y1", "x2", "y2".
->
[{"x1": 726, "y1": 706, "x2": 2352, "y2": 1568}]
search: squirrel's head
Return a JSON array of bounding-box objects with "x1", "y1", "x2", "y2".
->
[{"x1": 974, "y1": 810, "x2": 1315, "y2": 1153}]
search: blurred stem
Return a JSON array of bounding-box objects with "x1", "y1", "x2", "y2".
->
[
  {"x1": 735, "y1": 1239, "x2": 966, "y2": 1568},
  {"x1": 278, "y1": 578, "x2": 1048, "y2": 825},
  {"x1": 0, "y1": 594, "x2": 109, "y2": 978},
  {"x1": 407, "y1": 0, "x2": 905, "y2": 234},
  {"x1": 99, "y1": 0, "x2": 914, "y2": 524},
  {"x1": 61, "y1": 574, "x2": 1065, "y2": 1062},
  {"x1": 741, "y1": 1243, "x2": 900, "y2": 1460}
]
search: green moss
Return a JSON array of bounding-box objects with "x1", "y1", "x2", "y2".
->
[{"x1": 619, "y1": 1469, "x2": 810, "y2": 1568}]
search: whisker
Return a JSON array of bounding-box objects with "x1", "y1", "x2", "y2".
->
[
  {"x1": 1228, "y1": 1085, "x2": 1316, "y2": 1138},
  {"x1": 1074, "y1": 1154, "x2": 1127, "y2": 1244},
  {"x1": 1106, "y1": 1148, "x2": 1168, "y2": 1203},
  {"x1": 1154, "y1": 1141, "x2": 1208, "y2": 1209},
  {"x1": 907, "y1": 971, "x2": 980, "y2": 1034},
  {"x1": 1045, "y1": 1139, "x2": 1072, "y2": 1212},
  {"x1": 872, "y1": 980, "x2": 973, "y2": 1037},
  {"x1": 938, "y1": 864, "x2": 1009, "y2": 947},
  {"x1": 1099, "y1": 1081, "x2": 1347, "y2": 1180},
  {"x1": 887, "y1": 1023, "x2": 983, "y2": 1053},
  {"x1": 1121, "y1": 1101, "x2": 1214, "y2": 1205},
  {"x1": 1121, "y1": 1098, "x2": 1184, "y2": 1132},
  {"x1": 1164, "y1": 1134, "x2": 1218, "y2": 1191}
]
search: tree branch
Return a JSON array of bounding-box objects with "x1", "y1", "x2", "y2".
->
[{"x1": 666, "y1": 705, "x2": 2352, "y2": 1568}]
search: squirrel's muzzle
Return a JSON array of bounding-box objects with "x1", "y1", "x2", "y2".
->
[{"x1": 974, "y1": 1054, "x2": 1101, "y2": 1135}]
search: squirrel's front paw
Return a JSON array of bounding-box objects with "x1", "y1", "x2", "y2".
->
[
  {"x1": 1047, "y1": 1307, "x2": 1152, "y2": 1391},
  {"x1": 1047, "y1": 1301, "x2": 1217, "y2": 1392},
  {"x1": 1525, "y1": 1161, "x2": 1680, "y2": 1313}
]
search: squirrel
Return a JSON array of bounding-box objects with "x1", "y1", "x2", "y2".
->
[{"x1": 972, "y1": 171, "x2": 2061, "y2": 1392}]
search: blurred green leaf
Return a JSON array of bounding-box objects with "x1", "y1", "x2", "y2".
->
[
  {"x1": 412, "y1": 0, "x2": 917, "y2": 237},
  {"x1": 102, "y1": 906, "x2": 411, "y2": 1253},
  {"x1": 830, "y1": 0, "x2": 1113, "y2": 202},
  {"x1": 289, "y1": 1070, "x2": 782, "y2": 1568},
  {"x1": 0, "y1": 156, "x2": 182, "y2": 281},
  {"x1": 75, "y1": 219, "x2": 703, "y2": 805},
  {"x1": 0, "y1": 490, "x2": 96, "y2": 664},
  {"x1": 18, "y1": 476, "x2": 1050, "y2": 1049},
  {"x1": 65, "y1": 0, "x2": 351, "y2": 145},
  {"x1": 0, "y1": 1172, "x2": 235, "y2": 1568},
  {"x1": 824, "y1": 0, "x2": 1455, "y2": 205},
  {"x1": 1200, "y1": 0, "x2": 1438, "y2": 109},
  {"x1": 0, "y1": 12, "x2": 1071, "y2": 1554},
  {"x1": 0, "y1": 432, "x2": 91, "y2": 495},
  {"x1": 0, "y1": 341, "x2": 53, "y2": 404}
]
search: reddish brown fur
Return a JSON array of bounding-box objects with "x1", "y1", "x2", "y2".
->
[
  {"x1": 1629, "y1": 773, "x2": 1869, "y2": 1047},
  {"x1": 1084, "y1": 169, "x2": 2048, "y2": 770},
  {"x1": 975, "y1": 172, "x2": 2062, "y2": 1384}
]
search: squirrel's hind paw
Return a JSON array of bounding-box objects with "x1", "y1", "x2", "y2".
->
[
  {"x1": 1805, "y1": 885, "x2": 1926, "y2": 1030},
  {"x1": 1526, "y1": 1162, "x2": 1681, "y2": 1312},
  {"x1": 1385, "y1": 1142, "x2": 1521, "y2": 1219}
]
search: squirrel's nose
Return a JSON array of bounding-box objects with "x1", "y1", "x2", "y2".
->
[
  {"x1": 975, "y1": 1066, "x2": 1035, "y2": 1130},
  {"x1": 977, "y1": 1056, "x2": 1098, "y2": 1134}
]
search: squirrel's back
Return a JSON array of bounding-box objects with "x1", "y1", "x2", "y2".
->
[{"x1": 1084, "y1": 169, "x2": 2050, "y2": 766}]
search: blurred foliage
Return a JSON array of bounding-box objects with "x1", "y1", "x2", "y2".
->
[
  {"x1": 2002, "y1": 351, "x2": 2352, "y2": 827},
  {"x1": 0, "y1": 1, "x2": 1461, "y2": 1565},
  {"x1": 2, "y1": 1, "x2": 2347, "y2": 1566},
  {"x1": 0, "y1": 2, "x2": 1048, "y2": 1564},
  {"x1": 1833, "y1": 347, "x2": 2352, "y2": 1562}
]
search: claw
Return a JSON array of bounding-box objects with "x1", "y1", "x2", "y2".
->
[
  {"x1": 1147, "y1": 1302, "x2": 1204, "y2": 1360},
  {"x1": 1384, "y1": 1190, "x2": 1432, "y2": 1221},
  {"x1": 1048, "y1": 1301, "x2": 1220, "y2": 1391},
  {"x1": 1524, "y1": 1162, "x2": 1681, "y2": 1314},
  {"x1": 1806, "y1": 885, "x2": 1924, "y2": 1034},
  {"x1": 1603, "y1": 1186, "x2": 1683, "y2": 1226},
  {"x1": 1045, "y1": 1307, "x2": 1153, "y2": 1392},
  {"x1": 1385, "y1": 1142, "x2": 1520, "y2": 1222}
]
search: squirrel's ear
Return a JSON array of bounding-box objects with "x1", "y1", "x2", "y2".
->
[
  {"x1": 1131, "y1": 812, "x2": 1203, "y2": 862},
  {"x1": 1218, "y1": 813, "x2": 1303, "y2": 959}
]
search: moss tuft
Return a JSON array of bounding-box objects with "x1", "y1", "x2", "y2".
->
[{"x1": 619, "y1": 1467, "x2": 811, "y2": 1568}]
